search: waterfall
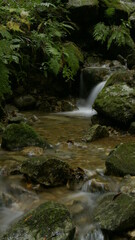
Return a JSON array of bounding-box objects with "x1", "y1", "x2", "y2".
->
[
  {"x1": 86, "y1": 81, "x2": 106, "y2": 107},
  {"x1": 78, "y1": 225, "x2": 105, "y2": 240}
]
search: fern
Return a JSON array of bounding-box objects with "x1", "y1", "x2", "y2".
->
[
  {"x1": 0, "y1": 61, "x2": 11, "y2": 99},
  {"x1": 62, "y1": 42, "x2": 83, "y2": 81},
  {"x1": 105, "y1": 7, "x2": 115, "y2": 18},
  {"x1": 93, "y1": 20, "x2": 134, "y2": 50},
  {"x1": 93, "y1": 22, "x2": 110, "y2": 44}
]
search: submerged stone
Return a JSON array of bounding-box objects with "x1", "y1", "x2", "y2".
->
[
  {"x1": 83, "y1": 124, "x2": 109, "y2": 142},
  {"x1": 21, "y1": 156, "x2": 71, "y2": 187},
  {"x1": 94, "y1": 193, "x2": 135, "y2": 232},
  {"x1": 1, "y1": 123, "x2": 46, "y2": 151},
  {"x1": 1, "y1": 201, "x2": 75, "y2": 240},
  {"x1": 106, "y1": 143, "x2": 135, "y2": 177}
]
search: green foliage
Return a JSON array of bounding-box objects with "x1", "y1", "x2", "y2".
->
[
  {"x1": 0, "y1": 0, "x2": 83, "y2": 99},
  {"x1": 62, "y1": 42, "x2": 84, "y2": 81},
  {"x1": 93, "y1": 21, "x2": 134, "y2": 50},
  {"x1": 0, "y1": 25, "x2": 21, "y2": 99},
  {"x1": 105, "y1": 7, "x2": 115, "y2": 18},
  {"x1": 93, "y1": 23, "x2": 110, "y2": 44},
  {"x1": 0, "y1": 61, "x2": 11, "y2": 99}
]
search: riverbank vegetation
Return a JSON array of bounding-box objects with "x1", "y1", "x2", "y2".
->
[{"x1": 0, "y1": 0, "x2": 83, "y2": 100}]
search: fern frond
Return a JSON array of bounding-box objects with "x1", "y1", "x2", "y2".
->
[
  {"x1": 7, "y1": 21, "x2": 24, "y2": 32},
  {"x1": 105, "y1": 7, "x2": 115, "y2": 18},
  {"x1": 93, "y1": 22, "x2": 110, "y2": 44},
  {"x1": 0, "y1": 61, "x2": 11, "y2": 99}
]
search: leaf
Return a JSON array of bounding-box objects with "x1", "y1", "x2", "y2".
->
[{"x1": 7, "y1": 21, "x2": 24, "y2": 32}]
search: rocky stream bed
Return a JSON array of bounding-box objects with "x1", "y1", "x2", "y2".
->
[{"x1": 0, "y1": 111, "x2": 135, "y2": 240}]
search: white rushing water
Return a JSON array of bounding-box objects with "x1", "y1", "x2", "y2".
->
[{"x1": 59, "y1": 80, "x2": 106, "y2": 117}]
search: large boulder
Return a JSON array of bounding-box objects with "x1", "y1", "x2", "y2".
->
[
  {"x1": 68, "y1": 0, "x2": 99, "y2": 25},
  {"x1": 1, "y1": 123, "x2": 46, "y2": 151},
  {"x1": 14, "y1": 95, "x2": 36, "y2": 110},
  {"x1": 94, "y1": 70, "x2": 135, "y2": 126},
  {"x1": 1, "y1": 201, "x2": 75, "y2": 240},
  {"x1": 21, "y1": 156, "x2": 71, "y2": 187},
  {"x1": 83, "y1": 124, "x2": 109, "y2": 142},
  {"x1": 94, "y1": 192, "x2": 135, "y2": 232},
  {"x1": 105, "y1": 143, "x2": 135, "y2": 177}
]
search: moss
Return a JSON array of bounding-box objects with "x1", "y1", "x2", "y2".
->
[
  {"x1": 94, "y1": 77, "x2": 135, "y2": 126},
  {"x1": 83, "y1": 124, "x2": 109, "y2": 142},
  {"x1": 1, "y1": 201, "x2": 75, "y2": 240},
  {"x1": 1, "y1": 123, "x2": 46, "y2": 150},
  {"x1": 105, "y1": 143, "x2": 135, "y2": 176},
  {"x1": 68, "y1": 0, "x2": 99, "y2": 7},
  {"x1": 21, "y1": 156, "x2": 71, "y2": 187},
  {"x1": 94, "y1": 193, "x2": 135, "y2": 232}
]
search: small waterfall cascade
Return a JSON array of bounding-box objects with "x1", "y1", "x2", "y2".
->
[
  {"x1": 75, "y1": 80, "x2": 106, "y2": 117},
  {"x1": 85, "y1": 81, "x2": 106, "y2": 107},
  {"x1": 79, "y1": 225, "x2": 105, "y2": 240}
]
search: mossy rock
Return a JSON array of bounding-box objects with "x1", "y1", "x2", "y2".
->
[
  {"x1": 83, "y1": 124, "x2": 109, "y2": 142},
  {"x1": 129, "y1": 122, "x2": 135, "y2": 135},
  {"x1": 106, "y1": 143, "x2": 135, "y2": 177},
  {"x1": 1, "y1": 123, "x2": 46, "y2": 151},
  {"x1": 21, "y1": 156, "x2": 71, "y2": 187},
  {"x1": 94, "y1": 193, "x2": 135, "y2": 232},
  {"x1": 68, "y1": 0, "x2": 98, "y2": 7},
  {"x1": 94, "y1": 71, "x2": 135, "y2": 126},
  {"x1": 68, "y1": 0, "x2": 99, "y2": 27},
  {"x1": 14, "y1": 95, "x2": 36, "y2": 110},
  {"x1": 1, "y1": 201, "x2": 75, "y2": 240}
]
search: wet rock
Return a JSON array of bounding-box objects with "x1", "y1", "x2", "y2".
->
[
  {"x1": 39, "y1": 96, "x2": 77, "y2": 113},
  {"x1": 21, "y1": 156, "x2": 71, "y2": 187},
  {"x1": 21, "y1": 146, "x2": 44, "y2": 156},
  {"x1": 120, "y1": 176, "x2": 135, "y2": 195},
  {"x1": 127, "y1": 52, "x2": 135, "y2": 69},
  {"x1": 106, "y1": 143, "x2": 135, "y2": 177},
  {"x1": 83, "y1": 124, "x2": 109, "y2": 142},
  {"x1": 0, "y1": 192, "x2": 14, "y2": 207},
  {"x1": 61, "y1": 100, "x2": 77, "y2": 112},
  {"x1": 0, "y1": 122, "x2": 5, "y2": 134},
  {"x1": 90, "y1": 178, "x2": 109, "y2": 193},
  {"x1": 94, "y1": 70, "x2": 135, "y2": 126},
  {"x1": 67, "y1": 167, "x2": 88, "y2": 190},
  {"x1": 81, "y1": 67, "x2": 109, "y2": 97},
  {"x1": 127, "y1": 230, "x2": 135, "y2": 240},
  {"x1": 14, "y1": 95, "x2": 36, "y2": 110},
  {"x1": 8, "y1": 115, "x2": 27, "y2": 124},
  {"x1": 1, "y1": 123, "x2": 46, "y2": 151},
  {"x1": 1, "y1": 201, "x2": 75, "y2": 240},
  {"x1": 129, "y1": 122, "x2": 135, "y2": 134},
  {"x1": 68, "y1": 0, "x2": 99, "y2": 28},
  {"x1": 100, "y1": 0, "x2": 130, "y2": 23},
  {"x1": 94, "y1": 192, "x2": 135, "y2": 232}
]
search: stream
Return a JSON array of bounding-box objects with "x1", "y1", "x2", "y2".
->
[{"x1": 0, "y1": 111, "x2": 135, "y2": 239}]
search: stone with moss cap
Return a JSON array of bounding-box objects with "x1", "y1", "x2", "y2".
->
[
  {"x1": 1, "y1": 123, "x2": 47, "y2": 151},
  {"x1": 1, "y1": 201, "x2": 75, "y2": 240},
  {"x1": 105, "y1": 143, "x2": 135, "y2": 177},
  {"x1": 68, "y1": 0, "x2": 98, "y2": 7},
  {"x1": 83, "y1": 124, "x2": 109, "y2": 142},
  {"x1": 94, "y1": 70, "x2": 135, "y2": 127},
  {"x1": 94, "y1": 192, "x2": 135, "y2": 232},
  {"x1": 21, "y1": 156, "x2": 71, "y2": 187}
]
